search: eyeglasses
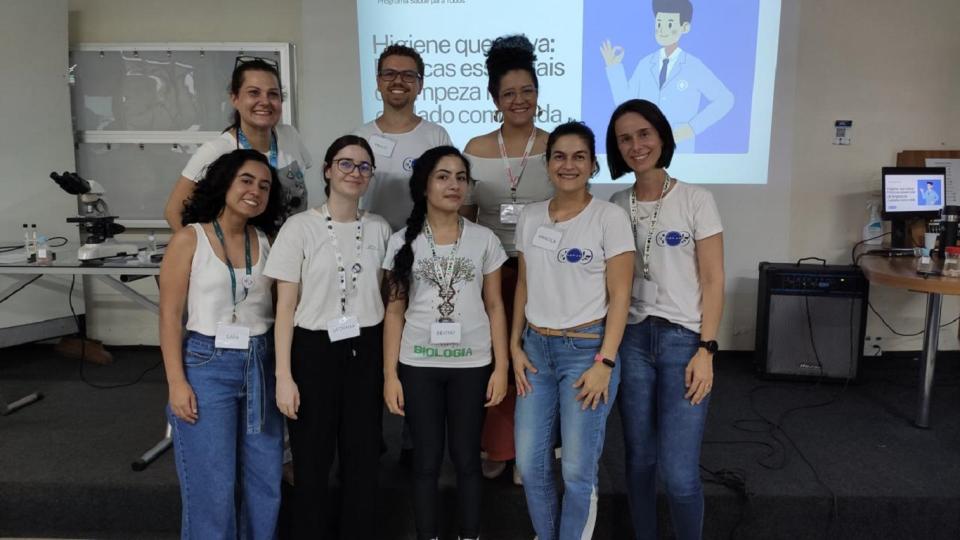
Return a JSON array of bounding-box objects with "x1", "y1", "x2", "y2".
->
[
  {"x1": 336, "y1": 159, "x2": 375, "y2": 177},
  {"x1": 498, "y1": 86, "x2": 537, "y2": 104},
  {"x1": 234, "y1": 55, "x2": 280, "y2": 74},
  {"x1": 378, "y1": 69, "x2": 422, "y2": 84}
]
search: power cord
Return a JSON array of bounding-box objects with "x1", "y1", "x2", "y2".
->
[
  {"x1": 67, "y1": 275, "x2": 162, "y2": 389},
  {"x1": 0, "y1": 276, "x2": 41, "y2": 303}
]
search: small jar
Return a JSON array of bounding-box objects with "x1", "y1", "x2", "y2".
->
[{"x1": 943, "y1": 246, "x2": 960, "y2": 277}]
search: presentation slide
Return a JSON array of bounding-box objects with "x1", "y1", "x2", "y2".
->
[
  {"x1": 357, "y1": 0, "x2": 782, "y2": 184},
  {"x1": 884, "y1": 173, "x2": 945, "y2": 213}
]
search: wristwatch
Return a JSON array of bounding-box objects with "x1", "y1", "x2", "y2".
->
[
  {"x1": 593, "y1": 353, "x2": 616, "y2": 368},
  {"x1": 698, "y1": 340, "x2": 719, "y2": 354}
]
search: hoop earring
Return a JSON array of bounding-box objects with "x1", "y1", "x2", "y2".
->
[
  {"x1": 494, "y1": 110, "x2": 503, "y2": 123},
  {"x1": 536, "y1": 105, "x2": 545, "y2": 121}
]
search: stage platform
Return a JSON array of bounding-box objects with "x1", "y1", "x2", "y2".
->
[{"x1": 1, "y1": 345, "x2": 958, "y2": 539}]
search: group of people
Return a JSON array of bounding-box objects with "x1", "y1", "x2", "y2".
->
[{"x1": 159, "y1": 33, "x2": 723, "y2": 540}]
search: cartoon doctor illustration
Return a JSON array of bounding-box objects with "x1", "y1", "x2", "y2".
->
[{"x1": 602, "y1": 0, "x2": 734, "y2": 153}]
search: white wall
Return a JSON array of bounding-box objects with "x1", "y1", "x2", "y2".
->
[
  {"x1": 0, "y1": 0, "x2": 83, "y2": 340},
  {"x1": 60, "y1": 0, "x2": 960, "y2": 350}
]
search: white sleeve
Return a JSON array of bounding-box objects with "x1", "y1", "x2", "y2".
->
[
  {"x1": 263, "y1": 219, "x2": 305, "y2": 283},
  {"x1": 294, "y1": 127, "x2": 314, "y2": 170},
  {"x1": 482, "y1": 229, "x2": 508, "y2": 275},
  {"x1": 382, "y1": 231, "x2": 404, "y2": 271},
  {"x1": 603, "y1": 205, "x2": 637, "y2": 259},
  {"x1": 436, "y1": 125, "x2": 453, "y2": 146},
  {"x1": 514, "y1": 209, "x2": 528, "y2": 253},
  {"x1": 181, "y1": 138, "x2": 230, "y2": 182},
  {"x1": 693, "y1": 189, "x2": 723, "y2": 240}
]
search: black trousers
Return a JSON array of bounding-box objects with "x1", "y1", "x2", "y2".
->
[
  {"x1": 288, "y1": 324, "x2": 383, "y2": 539},
  {"x1": 399, "y1": 363, "x2": 489, "y2": 540}
]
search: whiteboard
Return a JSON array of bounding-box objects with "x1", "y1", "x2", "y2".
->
[{"x1": 70, "y1": 43, "x2": 295, "y2": 224}]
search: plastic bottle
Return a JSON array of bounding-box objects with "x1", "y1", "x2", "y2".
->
[
  {"x1": 35, "y1": 235, "x2": 51, "y2": 265},
  {"x1": 25, "y1": 223, "x2": 37, "y2": 261},
  {"x1": 863, "y1": 202, "x2": 882, "y2": 245},
  {"x1": 22, "y1": 224, "x2": 30, "y2": 257}
]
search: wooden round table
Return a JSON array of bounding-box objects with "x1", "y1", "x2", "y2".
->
[{"x1": 860, "y1": 255, "x2": 960, "y2": 427}]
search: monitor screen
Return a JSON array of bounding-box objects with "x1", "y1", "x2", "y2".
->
[{"x1": 882, "y1": 167, "x2": 947, "y2": 219}]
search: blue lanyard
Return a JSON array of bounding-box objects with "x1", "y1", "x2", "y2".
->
[
  {"x1": 212, "y1": 221, "x2": 253, "y2": 313},
  {"x1": 237, "y1": 128, "x2": 278, "y2": 169}
]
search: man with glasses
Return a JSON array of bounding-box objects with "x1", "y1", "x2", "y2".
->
[{"x1": 353, "y1": 45, "x2": 452, "y2": 231}]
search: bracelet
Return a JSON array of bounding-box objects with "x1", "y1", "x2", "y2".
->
[{"x1": 593, "y1": 353, "x2": 616, "y2": 368}]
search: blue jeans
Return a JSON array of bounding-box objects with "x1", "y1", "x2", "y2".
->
[
  {"x1": 618, "y1": 317, "x2": 710, "y2": 540},
  {"x1": 168, "y1": 331, "x2": 283, "y2": 540},
  {"x1": 515, "y1": 322, "x2": 621, "y2": 540}
]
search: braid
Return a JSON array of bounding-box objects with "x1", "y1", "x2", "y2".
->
[{"x1": 389, "y1": 196, "x2": 427, "y2": 300}]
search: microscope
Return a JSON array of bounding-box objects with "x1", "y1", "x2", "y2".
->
[{"x1": 50, "y1": 171, "x2": 139, "y2": 262}]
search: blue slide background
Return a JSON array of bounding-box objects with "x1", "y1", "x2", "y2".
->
[{"x1": 580, "y1": 0, "x2": 760, "y2": 154}]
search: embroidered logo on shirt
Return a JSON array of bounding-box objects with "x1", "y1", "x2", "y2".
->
[
  {"x1": 403, "y1": 157, "x2": 415, "y2": 171},
  {"x1": 656, "y1": 230, "x2": 692, "y2": 247},
  {"x1": 557, "y1": 248, "x2": 594, "y2": 264}
]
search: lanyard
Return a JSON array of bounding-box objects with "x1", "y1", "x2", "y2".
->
[
  {"x1": 629, "y1": 172, "x2": 672, "y2": 281},
  {"x1": 212, "y1": 220, "x2": 252, "y2": 316},
  {"x1": 423, "y1": 217, "x2": 464, "y2": 292},
  {"x1": 237, "y1": 127, "x2": 279, "y2": 169},
  {"x1": 497, "y1": 127, "x2": 537, "y2": 202},
  {"x1": 320, "y1": 204, "x2": 364, "y2": 316}
]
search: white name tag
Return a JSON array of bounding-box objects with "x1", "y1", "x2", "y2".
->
[
  {"x1": 327, "y1": 315, "x2": 361, "y2": 342},
  {"x1": 639, "y1": 279, "x2": 659, "y2": 304},
  {"x1": 499, "y1": 203, "x2": 526, "y2": 224},
  {"x1": 430, "y1": 322, "x2": 462, "y2": 344},
  {"x1": 368, "y1": 134, "x2": 396, "y2": 157},
  {"x1": 532, "y1": 226, "x2": 563, "y2": 251},
  {"x1": 215, "y1": 322, "x2": 250, "y2": 349}
]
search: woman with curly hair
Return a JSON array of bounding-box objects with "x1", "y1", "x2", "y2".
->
[
  {"x1": 159, "y1": 148, "x2": 285, "y2": 539},
  {"x1": 383, "y1": 146, "x2": 510, "y2": 540}
]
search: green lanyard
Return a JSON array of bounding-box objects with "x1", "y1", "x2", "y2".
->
[{"x1": 212, "y1": 221, "x2": 253, "y2": 316}]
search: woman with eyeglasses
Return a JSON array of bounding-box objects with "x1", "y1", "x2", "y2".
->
[
  {"x1": 165, "y1": 56, "x2": 313, "y2": 231},
  {"x1": 383, "y1": 146, "x2": 510, "y2": 540},
  {"x1": 461, "y1": 34, "x2": 554, "y2": 484},
  {"x1": 264, "y1": 135, "x2": 391, "y2": 538},
  {"x1": 160, "y1": 149, "x2": 285, "y2": 539}
]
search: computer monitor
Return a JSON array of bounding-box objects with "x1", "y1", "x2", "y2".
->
[{"x1": 881, "y1": 166, "x2": 947, "y2": 220}]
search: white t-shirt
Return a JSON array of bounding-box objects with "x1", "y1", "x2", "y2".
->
[
  {"x1": 263, "y1": 208, "x2": 392, "y2": 331},
  {"x1": 383, "y1": 219, "x2": 507, "y2": 368},
  {"x1": 353, "y1": 119, "x2": 452, "y2": 231},
  {"x1": 609, "y1": 181, "x2": 723, "y2": 332},
  {"x1": 181, "y1": 124, "x2": 314, "y2": 217},
  {"x1": 186, "y1": 224, "x2": 274, "y2": 337},
  {"x1": 516, "y1": 198, "x2": 635, "y2": 329},
  {"x1": 464, "y1": 153, "x2": 553, "y2": 256}
]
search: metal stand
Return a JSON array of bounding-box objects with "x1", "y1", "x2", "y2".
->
[
  {"x1": 915, "y1": 292, "x2": 942, "y2": 428},
  {"x1": 1, "y1": 389, "x2": 43, "y2": 416},
  {"x1": 131, "y1": 422, "x2": 172, "y2": 471}
]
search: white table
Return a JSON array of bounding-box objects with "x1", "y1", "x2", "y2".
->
[{"x1": 0, "y1": 252, "x2": 171, "y2": 469}]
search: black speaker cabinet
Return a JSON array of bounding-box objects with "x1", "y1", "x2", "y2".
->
[{"x1": 755, "y1": 262, "x2": 868, "y2": 381}]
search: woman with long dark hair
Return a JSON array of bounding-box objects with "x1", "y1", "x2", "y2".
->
[
  {"x1": 607, "y1": 99, "x2": 724, "y2": 540},
  {"x1": 160, "y1": 149, "x2": 285, "y2": 539},
  {"x1": 265, "y1": 135, "x2": 391, "y2": 538},
  {"x1": 461, "y1": 33, "x2": 555, "y2": 484},
  {"x1": 165, "y1": 57, "x2": 313, "y2": 230},
  {"x1": 383, "y1": 146, "x2": 510, "y2": 540},
  {"x1": 512, "y1": 122, "x2": 635, "y2": 540}
]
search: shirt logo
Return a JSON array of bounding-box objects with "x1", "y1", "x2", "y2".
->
[
  {"x1": 557, "y1": 247, "x2": 594, "y2": 264},
  {"x1": 403, "y1": 157, "x2": 415, "y2": 171},
  {"x1": 677, "y1": 79, "x2": 689, "y2": 91},
  {"x1": 656, "y1": 230, "x2": 691, "y2": 247}
]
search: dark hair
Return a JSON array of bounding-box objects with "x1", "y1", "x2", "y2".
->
[
  {"x1": 653, "y1": 0, "x2": 693, "y2": 24},
  {"x1": 377, "y1": 44, "x2": 425, "y2": 79},
  {"x1": 546, "y1": 121, "x2": 601, "y2": 177},
  {"x1": 182, "y1": 149, "x2": 284, "y2": 236},
  {"x1": 322, "y1": 135, "x2": 376, "y2": 197},
  {"x1": 606, "y1": 99, "x2": 676, "y2": 179},
  {"x1": 225, "y1": 59, "x2": 282, "y2": 133},
  {"x1": 388, "y1": 146, "x2": 471, "y2": 300},
  {"x1": 485, "y1": 35, "x2": 539, "y2": 102}
]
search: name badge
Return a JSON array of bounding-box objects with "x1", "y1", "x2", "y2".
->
[
  {"x1": 327, "y1": 315, "x2": 361, "y2": 342},
  {"x1": 638, "y1": 279, "x2": 659, "y2": 304},
  {"x1": 430, "y1": 322, "x2": 462, "y2": 344},
  {"x1": 499, "y1": 203, "x2": 526, "y2": 224},
  {"x1": 215, "y1": 322, "x2": 250, "y2": 349},
  {"x1": 532, "y1": 226, "x2": 563, "y2": 251},
  {"x1": 368, "y1": 134, "x2": 396, "y2": 158}
]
